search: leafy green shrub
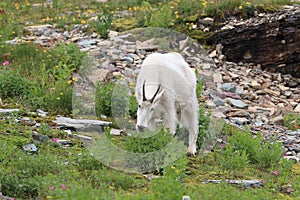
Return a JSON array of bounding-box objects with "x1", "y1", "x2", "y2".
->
[
  {"x1": 95, "y1": 81, "x2": 114, "y2": 117},
  {"x1": 0, "y1": 174, "x2": 38, "y2": 199},
  {"x1": 146, "y1": 4, "x2": 173, "y2": 28},
  {"x1": 95, "y1": 81, "x2": 137, "y2": 119},
  {"x1": 95, "y1": 7, "x2": 112, "y2": 39},
  {"x1": 222, "y1": 129, "x2": 282, "y2": 169},
  {"x1": 219, "y1": 144, "x2": 249, "y2": 171},
  {"x1": 49, "y1": 42, "x2": 87, "y2": 72},
  {"x1": 124, "y1": 128, "x2": 173, "y2": 153},
  {"x1": 0, "y1": 68, "x2": 34, "y2": 99}
]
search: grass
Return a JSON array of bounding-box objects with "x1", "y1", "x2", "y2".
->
[
  {"x1": 0, "y1": 0, "x2": 299, "y2": 199},
  {"x1": 0, "y1": 112, "x2": 299, "y2": 199}
]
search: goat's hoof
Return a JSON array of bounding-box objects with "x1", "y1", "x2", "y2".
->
[{"x1": 186, "y1": 150, "x2": 196, "y2": 157}]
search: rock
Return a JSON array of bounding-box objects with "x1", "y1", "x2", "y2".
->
[
  {"x1": 213, "y1": 72, "x2": 223, "y2": 83},
  {"x1": 200, "y1": 17, "x2": 214, "y2": 25},
  {"x1": 209, "y1": 5, "x2": 300, "y2": 77},
  {"x1": 32, "y1": 132, "x2": 49, "y2": 142},
  {"x1": 55, "y1": 139, "x2": 74, "y2": 147},
  {"x1": 231, "y1": 117, "x2": 249, "y2": 125},
  {"x1": 86, "y1": 69, "x2": 113, "y2": 85},
  {"x1": 22, "y1": 144, "x2": 38, "y2": 154},
  {"x1": 284, "y1": 156, "x2": 299, "y2": 163},
  {"x1": 212, "y1": 111, "x2": 226, "y2": 118},
  {"x1": 250, "y1": 80, "x2": 261, "y2": 89},
  {"x1": 209, "y1": 50, "x2": 217, "y2": 58},
  {"x1": 269, "y1": 115, "x2": 284, "y2": 125},
  {"x1": 221, "y1": 83, "x2": 236, "y2": 93},
  {"x1": 34, "y1": 110, "x2": 47, "y2": 118},
  {"x1": 74, "y1": 134, "x2": 93, "y2": 141},
  {"x1": 264, "y1": 88, "x2": 280, "y2": 97},
  {"x1": 279, "y1": 84, "x2": 290, "y2": 91},
  {"x1": 0, "y1": 108, "x2": 20, "y2": 115},
  {"x1": 136, "y1": 39, "x2": 159, "y2": 51},
  {"x1": 108, "y1": 31, "x2": 119, "y2": 38},
  {"x1": 201, "y1": 180, "x2": 263, "y2": 188},
  {"x1": 226, "y1": 98, "x2": 248, "y2": 109},
  {"x1": 110, "y1": 128, "x2": 124, "y2": 136},
  {"x1": 219, "y1": 91, "x2": 241, "y2": 99},
  {"x1": 55, "y1": 117, "x2": 111, "y2": 132},
  {"x1": 206, "y1": 100, "x2": 216, "y2": 109},
  {"x1": 294, "y1": 104, "x2": 300, "y2": 112}
]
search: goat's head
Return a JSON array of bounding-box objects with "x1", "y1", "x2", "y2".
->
[{"x1": 136, "y1": 81, "x2": 164, "y2": 132}]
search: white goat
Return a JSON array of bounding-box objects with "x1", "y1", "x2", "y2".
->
[{"x1": 135, "y1": 52, "x2": 199, "y2": 155}]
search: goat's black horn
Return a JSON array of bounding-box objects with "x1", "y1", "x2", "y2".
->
[
  {"x1": 150, "y1": 84, "x2": 161, "y2": 103},
  {"x1": 142, "y1": 81, "x2": 147, "y2": 101}
]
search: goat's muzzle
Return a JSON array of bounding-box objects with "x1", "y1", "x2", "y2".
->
[{"x1": 137, "y1": 125, "x2": 145, "y2": 132}]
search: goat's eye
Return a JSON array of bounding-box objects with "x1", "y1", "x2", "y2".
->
[{"x1": 138, "y1": 105, "x2": 141, "y2": 108}]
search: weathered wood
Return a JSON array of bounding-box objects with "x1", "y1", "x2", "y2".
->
[{"x1": 209, "y1": 6, "x2": 300, "y2": 77}]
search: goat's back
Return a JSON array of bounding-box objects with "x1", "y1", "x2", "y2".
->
[{"x1": 136, "y1": 52, "x2": 196, "y2": 101}]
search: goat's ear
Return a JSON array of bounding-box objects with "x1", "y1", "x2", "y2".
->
[{"x1": 153, "y1": 90, "x2": 164, "y2": 104}]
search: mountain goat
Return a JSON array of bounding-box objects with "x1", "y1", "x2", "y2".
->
[{"x1": 135, "y1": 52, "x2": 199, "y2": 155}]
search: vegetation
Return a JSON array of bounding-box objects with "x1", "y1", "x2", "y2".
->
[{"x1": 0, "y1": 0, "x2": 299, "y2": 199}]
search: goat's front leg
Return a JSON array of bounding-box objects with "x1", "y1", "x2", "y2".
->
[{"x1": 163, "y1": 104, "x2": 177, "y2": 135}]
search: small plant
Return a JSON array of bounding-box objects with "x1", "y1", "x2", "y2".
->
[
  {"x1": 284, "y1": 113, "x2": 300, "y2": 130},
  {"x1": 219, "y1": 144, "x2": 249, "y2": 171},
  {"x1": 95, "y1": 81, "x2": 138, "y2": 119},
  {"x1": 149, "y1": 157, "x2": 188, "y2": 200},
  {"x1": 95, "y1": 7, "x2": 113, "y2": 39},
  {"x1": 0, "y1": 68, "x2": 34, "y2": 99},
  {"x1": 146, "y1": 4, "x2": 173, "y2": 28},
  {"x1": 95, "y1": 81, "x2": 114, "y2": 117}
]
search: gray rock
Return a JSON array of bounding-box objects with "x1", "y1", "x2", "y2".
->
[
  {"x1": 110, "y1": 128, "x2": 123, "y2": 136},
  {"x1": 202, "y1": 180, "x2": 263, "y2": 188},
  {"x1": 231, "y1": 117, "x2": 249, "y2": 125},
  {"x1": 221, "y1": 83, "x2": 236, "y2": 93},
  {"x1": 212, "y1": 111, "x2": 226, "y2": 119},
  {"x1": 226, "y1": 98, "x2": 248, "y2": 109},
  {"x1": 22, "y1": 144, "x2": 38, "y2": 153},
  {"x1": 32, "y1": 132, "x2": 49, "y2": 142},
  {"x1": 55, "y1": 117, "x2": 111, "y2": 132},
  {"x1": 0, "y1": 109, "x2": 20, "y2": 115},
  {"x1": 77, "y1": 39, "x2": 98, "y2": 47}
]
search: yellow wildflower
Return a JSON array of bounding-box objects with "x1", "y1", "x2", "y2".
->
[
  {"x1": 239, "y1": 5, "x2": 243, "y2": 9},
  {"x1": 171, "y1": 166, "x2": 176, "y2": 170},
  {"x1": 46, "y1": 196, "x2": 51, "y2": 199},
  {"x1": 72, "y1": 77, "x2": 78, "y2": 82},
  {"x1": 57, "y1": 97, "x2": 61, "y2": 100},
  {"x1": 67, "y1": 80, "x2": 72, "y2": 84},
  {"x1": 245, "y1": 1, "x2": 252, "y2": 5}
]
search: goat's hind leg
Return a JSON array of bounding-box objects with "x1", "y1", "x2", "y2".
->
[{"x1": 181, "y1": 100, "x2": 198, "y2": 156}]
